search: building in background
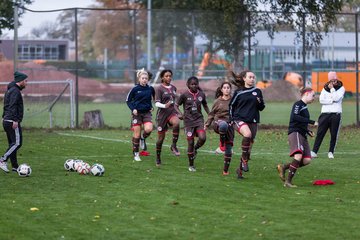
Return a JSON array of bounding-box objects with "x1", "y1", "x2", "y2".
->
[{"x1": 0, "y1": 39, "x2": 69, "y2": 61}]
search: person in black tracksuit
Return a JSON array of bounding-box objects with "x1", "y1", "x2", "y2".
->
[
  {"x1": 311, "y1": 71, "x2": 345, "y2": 159},
  {"x1": 0, "y1": 71, "x2": 28, "y2": 173},
  {"x1": 229, "y1": 70, "x2": 265, "y2": 179}
]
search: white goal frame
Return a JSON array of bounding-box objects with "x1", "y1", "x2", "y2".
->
[{"x1": 0, "y1": 79, "x2": 75, "y2": 128}]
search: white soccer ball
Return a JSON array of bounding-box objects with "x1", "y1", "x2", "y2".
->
[
  {"x1": 77, "y1": 162, "x2": 91, "y2": 175},
  {"x1": 73, "y1": 159, "x2": 84, "y2": 172},
  {"x1": 90, "y1": 163, "x2": 105, "y2": 176},
  {"x1": 64, "y1": 159, "x2": 75, "y2": 171},
  {"x1": 17, "y1": 163, "x2": 32, "y2": 177}
]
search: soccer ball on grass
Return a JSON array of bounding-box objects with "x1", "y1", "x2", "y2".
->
[
  {"x1": 73, "y1": 159, "x2": 84, "y2": 172},
  {"x1": 77, "y1": 162, "x2": 91, "y2": 175},
  {"x1": 64, "y1": 159, "x2": 75, "y2": 171},
  {"x1": 17, "y1": 163, "x2": 32, "y2": 177},
  {"x1": 90, "y1": 163, "x2": 105, "y2": 176}
]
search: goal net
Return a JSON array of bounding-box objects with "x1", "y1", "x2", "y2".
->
[{"x1": 0, "y1": 79, "x2": 75, "y2": 128}]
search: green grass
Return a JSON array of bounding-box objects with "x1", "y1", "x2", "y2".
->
[
  {"x1": 21, "y1": 99, "x2": 360, "y2": 128},
  {"x1": 0, "y1": 128, "x2": 359, "y2": 239},
  {"x1": 78, "y1": 99, "x2": 360, "y2": 127}
]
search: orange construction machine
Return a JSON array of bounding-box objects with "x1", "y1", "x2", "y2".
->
[{"x1": 197, "y1": 52, "x2": 232, "y2": 77}]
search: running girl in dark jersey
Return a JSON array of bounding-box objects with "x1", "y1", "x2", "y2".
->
[
  {"x1": 229, "y1": 70, "x2": 265, "y2": 179},
  {"x1": 175, "y1": 76, "x2": 210, "y2": 172},
  {"x1": 154, "y1": 69, "x2": 181, "y2": 166},
  {"x1": 126, "y1": 68, "x2": 155, "y2": 162},
  {"x1": 277, "y1": 87, "x2": 318, "y2": 188},
  {"x1": 205, "y1": 81, "x2": 234, "y2": 175}
]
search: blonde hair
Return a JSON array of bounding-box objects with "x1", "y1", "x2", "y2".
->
[{"x1": 136, "y1": 68, "x2": 149, "y2": 79}]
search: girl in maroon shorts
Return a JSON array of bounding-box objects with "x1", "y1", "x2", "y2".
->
[
  {"x1": 229, "y1": 70, "x2": 265, "y2": 179},
  {"x1": 126, "y1": 69, "x2": 154, "y2": 162},
  {"x1": 175, "y1": 76, "x2": 210, "y2": 172},
  {"x1": 154, "y1": 69, "x2": 181, "y2": 166},
  {"x1": 277, "y1": 87, "x2": 318, "y2": 188}
]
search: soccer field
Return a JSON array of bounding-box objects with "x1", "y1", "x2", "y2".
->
[
  {"x1": 19, "y1": 99, "x2": 359, "y2": 128},
  {"x1": 0, "y1": 128, "x2": 359, "y2": 239}
]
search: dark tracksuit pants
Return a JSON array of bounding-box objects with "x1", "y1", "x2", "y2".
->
[
  {"x1": 312, "y1": 113, "x2": 341, "y2": 154},
  {"x1": 1, "y1": 121, "x2": 22, "y2": 169}
]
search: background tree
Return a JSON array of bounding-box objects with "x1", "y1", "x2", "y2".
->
[
  {"x1": 146, "y1": 0, "x2": 196, "y2": 68},
  {"x1": 30, "y1": 21, "x2": 58, "y2": 39},
  {"x1": 79, "y1": 0, "x2": 194, "y2": 69},
  {"x1": 336, "y1": 0, "x2": 360, "y2": 32},
  {"x1": 31, "y1": 10, "x2": 87, "y2": 40},
  {"x1": 138, "y1": 0, "x2": 345, "y2": 71},
  {"x1": 0, "y1": 0, "x2": 33, "y2": 36},
  {"x1": 79, "y1": 0, "x2": 146, "y2": 65}
]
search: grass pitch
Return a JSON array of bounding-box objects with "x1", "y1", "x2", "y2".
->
[{"x1": 0, "y1": 128, "x2": 360, "y2": 240}]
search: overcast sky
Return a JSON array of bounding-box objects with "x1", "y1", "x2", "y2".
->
[{"x1": 2, "y1": 0, "x2": 95, "y2": 37}]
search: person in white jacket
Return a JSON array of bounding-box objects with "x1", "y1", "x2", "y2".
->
[{"x1": 311, "y1": 71, "x2": 345, "y2": 159}]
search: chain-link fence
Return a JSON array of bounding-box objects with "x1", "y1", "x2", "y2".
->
[{"x1": 0, "y1": 6, "x2": 359, "y2": 127}]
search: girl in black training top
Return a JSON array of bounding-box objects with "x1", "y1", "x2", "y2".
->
[
  {"x1": 229, "y1": 70, "x2": 265, "y2": 180},
  {"x1": 277, "y1": 87, "x2": 318, "y2": 188}
]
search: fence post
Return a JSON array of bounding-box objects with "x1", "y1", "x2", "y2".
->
[
  {"x1": 191, "y1": 12, "x2": 195, "y2": 76},
  {"x1": 147, "y1": 0, "x2": 152, "y2": 71},
  {"x1": 356, "y1": 13, "x2": 359, "y2": 126},
  {"x1": 132, "y1": 9, "x2": 138, "y2": 83},
  {"x1": 248, "y1": 11, "x2": 251, "y2": 70},
  {"x1": 13, "y1": 1, "x2": 19, "y2": 72},
  {"x1": 74, "y1": 8, "x2": 79, "y2": 128},
  {"x1": 301, "y1": 12, "x2": 306, "y2": 87}
]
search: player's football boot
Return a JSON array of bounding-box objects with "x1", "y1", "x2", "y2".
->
[
  {"x1": 133, "y1": 152, "x2": 142, "y2": 162},
  {"x1": 156, "y1": 159, "x2": 161, "y2": 167},
  {"x1": 170, "y1": 145, "x2": 180, "y2": 156},
  {"x1": 277, "y1": 164, "x2": 286, "y2": 182},
  {"x1": 140, "y1": 137, "x2": 147, "y2": 151},
  {"x1": 241, "y1": 158, "x2": 249, "y2": 172},
  {"x1": 215, "y1": 147, "x2": 225, "y2": 154},
  {"x1": 236, "y1": 168, "x2": 244, "y2": 180},
  {"x1": 188, "y1": 166, "x2": 196, "y2": 172},
  {"x1": 0, "y1": 160, "x2": 9, "y2": 173},
  {"x1": 284, "y1": 180, "x2": 297, "y2": 188}
]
